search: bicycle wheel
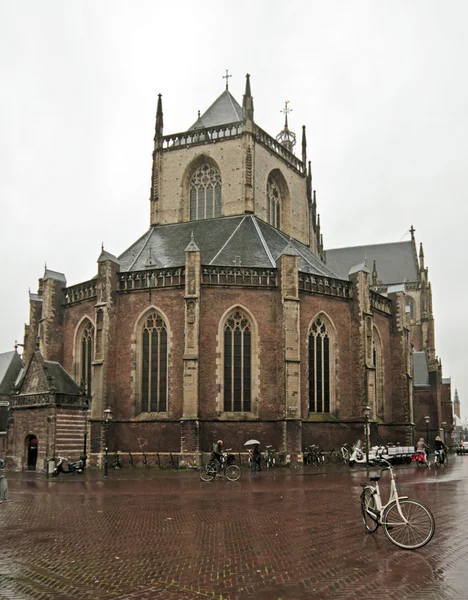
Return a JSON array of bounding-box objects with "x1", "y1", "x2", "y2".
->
[
  {"x1": 382, "y1": 499, "x2": 435, "y2": 550},
  {"x1": 199, "y1": 464, "x2": 215, "y2": 482},
  {"x1": 329, "y1": 450, "x2": 342, "y2": 464},
  {"x1": 434, "y1": 455, "x2": 440, "y2": 469},
  {"x1": 443, "y1": 453, "x2": 448, "y2": 467},
  {"x1": 361, "y1": 487, "x2": 379, "y2": 533},
  {"x1": 341, "y1": 448, "x2": 350, "y2": 464},
  {"x1": 306, "y1": 455, "x2": 313, "y2": 466},
  {"x1": 225, "y1": 464, "x2": 241, "y2": 481}
]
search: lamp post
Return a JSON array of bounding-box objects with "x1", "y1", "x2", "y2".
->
[
  {"x1": 103, "y1": 407, "x2": 113, "y2": 478},
  {"x1": 363, "y1": 405, "x2": 371, "y2": 466},
  {"x1": 424, "y1": 415, "x2": 430, "y2": 448}
]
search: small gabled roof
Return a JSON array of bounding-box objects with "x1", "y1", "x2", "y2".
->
[
  {"x1": 189, "y1": 90, "x2": 242, "y2": 130},
  {"x1": 16, "y1": 351, "x2": 80, "y2": 396},
  {"x1": 0, "y1": 351, "x2": 23, "y2": 395},
  {"x1": 325, "y1": 240, "x2": 418, "y2": 284}
]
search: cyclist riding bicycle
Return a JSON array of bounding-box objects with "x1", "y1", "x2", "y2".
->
[
  {"x1": 433, "y1": 435, "x2": 447, "y2": 461},
  {"x1": 211, "y1": 439, "x2": 224, "y2": 474},
  {"x1": 415, "y1": 437, "x2": 429, "y2": 462}
]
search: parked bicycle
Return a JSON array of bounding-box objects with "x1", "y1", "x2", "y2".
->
[
  {"x1": 360, "y1": 458, "x2": 435, "y2": 550},
  {"x1": 264, "y1": 445, "x2": 276, "y2": 468},
  {"x1": 434, "y1": 449, "x2": 448, "y2": 468},
  {"x1": 0, "y1": 457, "x2": 4, "y2": 470},
  {"x1": 199, "y1": 449, "x2": 241, "y2": 482},
  {"x1": 303, "y1": 445, "x2": 324, "y2": 466}
]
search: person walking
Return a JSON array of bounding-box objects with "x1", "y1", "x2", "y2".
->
[{"x1": 252, "y1": 443, "x2": 262, "y2": 472}]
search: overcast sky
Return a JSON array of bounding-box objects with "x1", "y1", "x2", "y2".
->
[{"x1": 1, "y1": 1, "x2": 466, "y2": 415}]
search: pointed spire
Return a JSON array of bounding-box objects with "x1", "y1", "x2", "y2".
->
[
  {"x1": 154, "y1": 94, "x2": 163, "y2": 149},
  {"x1": 306, "y1": 160, "x2": 312, "y2": 203},
  {"x1": 185, "y1": 230, "x2": 200, "y2": 252},
  {"x1": 419, "y1": 242, "x2": 425, "y2": 269},
  {"x1": 242, "y1": 73, "x2": 254, "y2": 125},
  {"x1": 302, "y1": 125, "x2": 307, "y2": 165},
  {"x1": 372, "y1": 260, "x2": 378, "y2": 286},
  {"x1": 410, "y1": 225, "x2": 416, "y2": 241}
]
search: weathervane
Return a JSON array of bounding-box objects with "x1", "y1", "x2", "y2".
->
[{"x1": 222, "y1": 69, "x2": 232, "y2": 91}]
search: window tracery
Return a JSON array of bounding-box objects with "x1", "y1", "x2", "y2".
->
[
  {"x1": 141, "y1": 312, "x2": 168, "y2": 412},
  {"x1": 223, "y1": 310, "x2": 251, "y2": 412},
  {"x1": 80, "y1": 321, "x2": 94, "y2": 395},
  {"x1": 190, "y1": 164, "x2": 222, "y2": 221},
  {"x1": 267, "y1": 175, "x2": 281, "y2": 228},
  {"x1": 308, "y1": 317, "x2": 330, "y2": 413}
]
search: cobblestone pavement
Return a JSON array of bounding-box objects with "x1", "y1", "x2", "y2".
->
[{"x1": 1, "y1": 456, "x2": 468, "y2": 599}]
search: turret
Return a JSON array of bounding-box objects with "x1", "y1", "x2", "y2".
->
[{"x1": 276, "y1": 101, "x2": 296, "y2": 153}]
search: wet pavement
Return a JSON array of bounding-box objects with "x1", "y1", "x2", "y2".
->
[{"x1": 1, "y1": 456, "x2": 468, "y2": 599}]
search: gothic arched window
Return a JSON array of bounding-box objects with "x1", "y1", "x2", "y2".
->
[
  {"x1": 141, "y1": 312, "x2": 168, "y2": 412},
  {"x1": 267, "y1": 175, "x2": 281, "y2": 228},
  {"x1": 308, "y1": 317, "x2": 330, "y2": 413},
  {"x1": 372, "y1": 331, "x2": 385, "y2": 420},
  {"x1": 79, "y1": 321, "x2": 94, "y2": 395},
  {"x1": 223, "y1": 310, "x2": 251, "y2": 412},
  {"x1": 405, "y1": 296, "x2": 415, "y2": 318},
  {"x1": 190, "y1": 164, "x2": 222, "y2": 221}
]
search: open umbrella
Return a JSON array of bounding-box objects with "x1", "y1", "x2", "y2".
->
[{"x1": 244, "y1": 439, "x2": 260, "y2": 446}]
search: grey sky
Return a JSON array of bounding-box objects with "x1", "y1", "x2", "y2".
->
[{"x1": 1, "y1": 1, "x2": 466, "y2": 414}]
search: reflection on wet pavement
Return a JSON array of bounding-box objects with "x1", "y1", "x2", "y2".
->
[{"x1": 1, "y1": 457, "x2": 468, "y2": 598}]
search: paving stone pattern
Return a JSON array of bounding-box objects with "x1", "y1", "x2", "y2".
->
[{"x1": 1, "y1": 458, "x2": 468, "y2": 599}]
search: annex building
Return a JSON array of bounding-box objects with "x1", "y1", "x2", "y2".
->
[{"x1": 5, "y1": 75, "x2": 453, "y2": 471}]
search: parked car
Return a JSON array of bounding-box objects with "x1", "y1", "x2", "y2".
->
[{"x1": 456, "y1": 442, "x2": 468, "y2": 455}]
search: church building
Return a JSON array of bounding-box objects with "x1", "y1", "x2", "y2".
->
[{"x1": 5, "y1": 74, "x2": 452, "y2": 471}]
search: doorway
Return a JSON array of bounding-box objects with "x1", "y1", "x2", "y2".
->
[{"x1": 26, "y1": 435, "x2": 38, "y2": 471}]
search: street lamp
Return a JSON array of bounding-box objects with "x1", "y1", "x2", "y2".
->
[
  {"x1": 363, "y1": 405, "x2": 371, "y2": 466},
  {"x1": 424, "y1": 416, "x2": 430, "y2": 447},
  {"x1": 103, "y1": 407, "x2": 113, "y2": 478}
]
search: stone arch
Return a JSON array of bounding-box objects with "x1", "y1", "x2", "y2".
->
[
  {"x1": 180, "y1": 154, "x2": 223, "y2": 222},
  {"x1": 265, "y1": 168, "x2": 290, "y2": 231},
  {"x1": 73, "y1": 316, "x2": 95, "y2": 393},
  {"x1": 306, "y1": 311, "x2": 338, "y2": 416},
  {"x1": 131, "y1": 306, "x2": 172, "y2": 416},
  {"x1": 216, "y1": 305, "x2": 260, "y2": 417}
]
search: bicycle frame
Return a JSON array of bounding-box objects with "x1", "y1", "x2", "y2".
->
[{"x1": 365, "y1": 462, "x2": 409, "y2": 524}]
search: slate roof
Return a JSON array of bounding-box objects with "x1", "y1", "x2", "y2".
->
[
  {"x1": 0, "y1": 351, "x2": 23, "y2": 395},
  {"x1": 413, "y1": 351, "x2": 429, "y2": 387},
  {"x1": 325, "y1": 241, "x2": 418, "y2": 284},
  {"x1": 43, "y1": 360, "x2": 81, "y2": 395},
  {"x1": 118, "y1": 215, "x2": 340, "y2": 279},
  {"x1": 189, "y1": 90, "x2": 243, "y2": 130}
]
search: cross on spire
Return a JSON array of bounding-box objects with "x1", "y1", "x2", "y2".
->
[
  {"x1": 222, "y1": 69, "x2": 232, "y2": 90},
  {"x1": 281, "y1": 100, "x2": 292, "y2": 128}
]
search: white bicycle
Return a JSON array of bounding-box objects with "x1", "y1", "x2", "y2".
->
[{"x1": 360, "y1": 459, "x2": 435, "y2": 550}]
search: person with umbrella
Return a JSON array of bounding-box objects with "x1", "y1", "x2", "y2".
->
[{"x1": 245, "y1": 439, "x2": 262, "y2": 472}]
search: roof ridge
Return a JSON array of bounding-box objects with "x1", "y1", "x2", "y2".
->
[
  {"x1": 209, "y1": 216, "x2": 247, "y2": 265},
  {"x1": 327, "y1": 239, "x2": 413, "y2": 252}
]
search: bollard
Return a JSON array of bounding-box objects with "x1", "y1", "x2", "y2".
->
[{"x1": 0, "y1": 475, "x2": 9, "y2": 503}]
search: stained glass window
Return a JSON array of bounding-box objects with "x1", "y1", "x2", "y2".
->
[
  {"x1": 190, "y1": 164, "x2": 221, "y2": 220},
  {"x1": 267, "y1": 175, "x2": 281, "y2": 228},
  {"x1": 81, "y1": 322, "x2": 94, "y2": 395},
  {"x1": 308, "y1": 318, "x2": 330, "y2": 413},
  {"x1": 224, "y1": 311, "x2": 251, "y2": 412},
  {"x1": 141, "y1": 312, "x2": 168, "y2": 412}
]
